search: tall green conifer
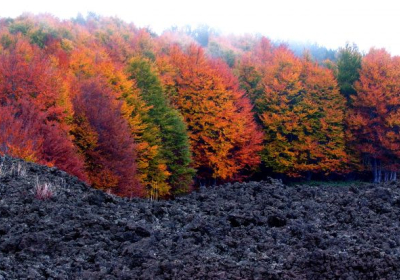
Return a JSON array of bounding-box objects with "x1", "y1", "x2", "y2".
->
[{"x1": 127, "y1": 57, "x2": 194, "y2": 195}]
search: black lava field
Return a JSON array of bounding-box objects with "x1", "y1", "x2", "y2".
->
[{"x1": 1, "y1": 156, "x2": 400, "y2": 279}]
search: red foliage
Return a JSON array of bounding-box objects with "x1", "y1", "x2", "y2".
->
[
  {"x1": 0, "y1": 39, "x2": 64, "y2": 118},
  {"x1": 73, "y1": 78, "x2": 142, "y2": 197},
  {"x1": 0, "y1": 38, "x2": 86, "y2": 180},
  {"x1": 0, "y1": 101, "x2": 43, "y2": 161},
  {"x1": 41, "y1": 121, "x2": 88, "y2": 181},
  {"x1": 0, "y1": 99, "x2": 87, "y2": 180}
]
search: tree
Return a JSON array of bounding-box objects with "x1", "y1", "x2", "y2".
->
[
  {"x1": 0, "y1": 101, "x2": 42, "y2": 162},
  {"x1": 207, "y1": 41, "x2": 236, "y2": 67},
  {"x1": 72, "y1": 78, "x2": 142, "y2": 197},
  {"x1": 347, "y1": 48, "x2": 400, "y2": 182},
  {"x1": 185, "y1": 25, "x2": 213, "y2": 47},
  {"x1": 69, "y1": 45, "x2": 169, "y2": 196},
  {"x1": 0, "y1": 39, "x2": 65, "y2": 115},
  {"x1": 158, "y1": 44, "x2": 263, "y2": 182},
  {"x1": 237, "y1": 54, "x2": 264, "y2": 110},
  {"x1": 236, "y1": 37, "x2": 274, "y2": 110},
  {"x1": 127, "y1": 57, "x2": 194, "y2": 195},
  {"x1": 337, "y1": 43, "x2": 362, "y2": 103},
  {"x1": 209, "y1": 59, "x2": 264, "y2": 179},
  {"x1": 0, "y1": 38, "x2": 86, "y2": 180},
  {"x1": 257, "y1": 46, "x2": 348, "y2": 178}
]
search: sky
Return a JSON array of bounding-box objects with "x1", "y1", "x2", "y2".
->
[{"x1": 2, "y1": 0, "x2": 400, "y2": 54}]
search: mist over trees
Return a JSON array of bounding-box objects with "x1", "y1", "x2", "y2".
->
[{"x1": 0, "y1": 13, "x2": 399, "y2": 197}]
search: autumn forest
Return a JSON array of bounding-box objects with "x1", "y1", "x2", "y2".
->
[{"x1": 0, "y1": 14, "x2": 398, "y2": 198}]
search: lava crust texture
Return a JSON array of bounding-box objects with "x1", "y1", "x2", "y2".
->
[{"x1": 1, "y1": 156, "x2": 400, "y2": 279}]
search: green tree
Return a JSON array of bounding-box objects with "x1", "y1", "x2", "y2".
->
[
  {"x1": 127, "y1": 57, "x2": 194, "y2": 195},
  {"x1": 337, "y1": 43, "x2": 362, "y2": 103}
]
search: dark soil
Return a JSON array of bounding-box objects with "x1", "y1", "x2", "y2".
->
[{"x1": 1, "y1": 156, "x2": 400, "y2": 279}]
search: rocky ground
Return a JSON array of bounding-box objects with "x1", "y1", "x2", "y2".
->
[{"x1": 1, "y1": 156, "x2": 400, "y2": 279}]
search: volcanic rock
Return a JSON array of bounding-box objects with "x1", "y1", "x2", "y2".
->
[{"x1": 1, "y1": 155, "x2": 400, "y2": 279}]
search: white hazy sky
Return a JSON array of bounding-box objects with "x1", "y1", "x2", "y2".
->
[{"x1": 2, "y1": 0, "x2": 400, "y2": 54}]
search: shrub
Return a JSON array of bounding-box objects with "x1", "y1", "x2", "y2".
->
[{"x1": 34, "y1": 177, "x2": 55, "y2": 200}]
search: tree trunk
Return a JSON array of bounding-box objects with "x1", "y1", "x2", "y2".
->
[
  {"x1": 377, "y1": 163, "x2": 382, "y2": 183},
  {"x1": 390, "y1": 171, "x2": 397, "y2": 182},
  {"x1": 373, "y1": 158, "x2": 379, "y2": 183},
  {"x1": 306, "y1": 171, "x2": 312, "y2": 181}
]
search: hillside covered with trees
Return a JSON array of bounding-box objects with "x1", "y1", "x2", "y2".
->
[{"x1": 0, "y1": 14, "x2": 399, "y2": 198}]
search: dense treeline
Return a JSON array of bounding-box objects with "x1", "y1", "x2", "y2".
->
[{"x1": 0, "y1": 14, "x2": 398, "y2": 197}]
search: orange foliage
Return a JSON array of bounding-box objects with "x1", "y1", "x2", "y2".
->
[
  {"x1": 348, "y1": 49, "x2": 400, "y2": 172},
  {"x1": 247, "y1": 43, "x2": 348, "y2": 177},
  {"x1": 158, "y1": 44, "x2": 263, "y2": 180}
]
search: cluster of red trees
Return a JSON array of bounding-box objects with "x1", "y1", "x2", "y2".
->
[{"x1": 0, "y1": 14, "x2": 397, "y2": 197}]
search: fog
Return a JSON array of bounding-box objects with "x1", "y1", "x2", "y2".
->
[{"x1": 2, "y1": 0, "x2": 400, "y2": 54}]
